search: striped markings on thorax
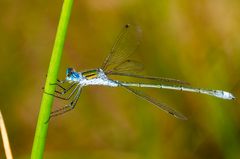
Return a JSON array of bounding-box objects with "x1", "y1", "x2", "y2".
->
[{"x1": 82, "y1": 69, "x2": 98, "y2": 80}]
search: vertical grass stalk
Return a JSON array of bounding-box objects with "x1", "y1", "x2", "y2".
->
[{"x1": 31, "y1": 0, "x2": 74, "y2": 158}]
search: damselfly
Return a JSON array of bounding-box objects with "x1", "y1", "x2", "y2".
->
[{"x1": 47, "y1": 24, "x2": 235, "y2": 120}]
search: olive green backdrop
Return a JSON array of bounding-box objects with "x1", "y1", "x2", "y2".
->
[{"x1": 1, "y1": 0, "x2": 240, "y2": 158}]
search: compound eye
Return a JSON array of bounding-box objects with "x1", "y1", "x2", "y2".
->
[{"x1": 66, "y1": 68, "x2": 73, "y2": 77}]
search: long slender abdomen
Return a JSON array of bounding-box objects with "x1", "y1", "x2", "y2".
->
[{"x1": 120, "y1": 82, "x2": 235, "y2": 100}]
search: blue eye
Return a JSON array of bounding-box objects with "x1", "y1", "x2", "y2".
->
[{"x1": 66, "y1": 68, "x2": 73, "y2": 77}]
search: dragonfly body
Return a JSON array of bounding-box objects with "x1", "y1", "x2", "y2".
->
[
  {"x1": 66, "y1": 68, "x2": 118, "y2": 87},
  {"x1": 48, "y1": 24, "x2": 236, "y2": 120},
  {"x1": 67, "y1": 68, "x2": 235, "y2": 100}
]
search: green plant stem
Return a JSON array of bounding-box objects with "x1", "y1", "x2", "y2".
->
[{"x1": 31, "y1": 0, "x2": 74, "y2": 158}]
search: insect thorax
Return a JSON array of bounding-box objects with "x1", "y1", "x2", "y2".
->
[{"x1": 80, "y1": 69, "x2": 118, "y2": 87}]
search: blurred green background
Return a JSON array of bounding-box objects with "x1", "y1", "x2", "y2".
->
[{"x1": 1, "y1": 0, "x2": 240, "y2": 158}]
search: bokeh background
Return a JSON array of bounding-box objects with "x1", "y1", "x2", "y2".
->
[{"x1": 1, "y1": 0, "x2": 240, "y2": 158}]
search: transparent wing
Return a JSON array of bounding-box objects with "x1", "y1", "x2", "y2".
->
[
  {"x1": 101, "y1": 24, "x2": 141, "y2": 72},
  {"x1": 102, "y1": 24, "x2": 189, "y2": 86},
  {"x1": 105, "y1": 59, "x2": 144, "y2": 74},
  {"x1": 120, "y1": 84, "x2": 187, "y2": 120},
  {"x1": 107, "y1": 72, "x2": 190, "y2": 85}
]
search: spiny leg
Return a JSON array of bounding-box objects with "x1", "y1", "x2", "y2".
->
[
  {"x1": 45, "y1": 87, "x2": 82, "y2": 123},
  {"x1": 50, "y1": 87, "x2": 82, "y2": 118},
  {"x1": 51, "y1": 83, "x2": 77, "y2": 95},
  {"x1": 44, "y1": 84, "x2": 80, "y2": 100},
  {"x1": 51, "y1": 79, "x2": 74, "y2": 90},
  {"x1": 57, "y1": 79, "x2": 67, "y2": 84},
  {"x1": 51, "y1": 83, "x2": 67, "y2": 92},
  {"x1": 42, "y1": 79, "x2": 70, "y2": 93},
  {"x1": 43, "y1": 77, "x2": 66, "y2": 86}
]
